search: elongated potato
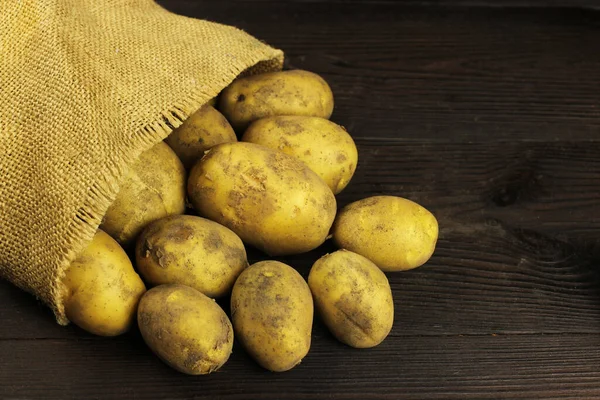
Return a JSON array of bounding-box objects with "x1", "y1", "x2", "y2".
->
[
  {"x1": 308, "y1": 250, "x2": 393, "y2": 348},
  {"x1": 242, "y1": 116, "x2": 358, "y2": 194},
  {"x1": 62, "y1": 230, "x2": 146, "y2": 336},
  {"x1": 187, "y1": 142, "x2": 336, "y2": 255},
  {"x1": 165, "y1": 105, "x2": 237, "y2": 169},
  {"x1": 135, "y1": 215, "x2": 247, "y2": 298},
  {"x1": 332, "y1": 196, "x2": 438, "y2": 271},
  {"x1": 101, "y1": 142, "x2": 186, "y2": 246},
  {"x1": 138, "y1": 284, "x2": 233, "y2": 375},
  {"x1": 231, "y1": 261, "x2": 313, "y2": 372},
  {"x1": 219, "y1": 70, "x2": 334, "y2": 131}
]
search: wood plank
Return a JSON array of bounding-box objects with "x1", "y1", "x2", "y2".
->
[
  {"x1": 2, "y1": 334, "x2": 600, "y2": 399},
  {"x1": 345, "y1": 140, "x2": 600, "y2": 239},
  {"x1": 158, "y1": 1, "x2": 600, "y2": 141},
  {"x1": 235, "y1": 0, "x2": 600, "y2": 8}
]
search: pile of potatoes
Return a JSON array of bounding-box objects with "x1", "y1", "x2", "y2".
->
[{"x1": 61, "y1": 69, "x2": 439, "y2": 374}]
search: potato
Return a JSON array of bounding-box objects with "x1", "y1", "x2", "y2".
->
[
  {"x1": 165, "y1": 105, "x2": 237, "y2": 169},
  {"x1": 187, "y1": 142, "x2": 336, "y2": 256},
  {"x1": 308, "y1": 250, "x2": 393, "y2": 348},
  {"x1": 138, "y1": 284, "x2": 233, "y2": 375},
  {"x1": 332, "y1": 196, "x2": 438, "y2": 271},
  {"x1": 242, "y1": 116, "x2": 358, "y2": 194},
  {"x1": 61, "y1": 229, "x2": 146, "y2": 336},
  {"x1": 230, "y1": 261, "x2": 313, "y2": 372},
  {"x1": 219, "y1": 70, "x2": 334, "y2": 132},
  {"x1": 135, "y1": 215, "x2": 247, "y2": 298},
  {"x1": 101, "y1": 142, "x2": 186, "y2": 247}
]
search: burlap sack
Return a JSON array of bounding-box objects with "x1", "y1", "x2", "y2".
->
[{"x1": 0, "y1": 0, "x2": 283, "y2": 324}]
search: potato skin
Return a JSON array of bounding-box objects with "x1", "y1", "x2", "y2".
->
[
  {"x1": 101, "y1": 142, "x2": 186, "y2": 247},
  {"x1": 165, "y1": 105, "x2": 237, "y2": 169},
  {"x1": 62, "y1": 230, "x2": 146, "y2": 336},
  {"x1": 219, "y1": 70, "x2": 334, "y2": 132},
  {"x1": 230, "y1": 261, "x2": 313, "y2": 372},
  {"x1": 187, "y1": 142, "x2": 336, "y2": 256},
  {"x1": 138, "y1": 284, "x2": 233, "y2": 375},
  {"x1": 242, "y1": 116, "x2": 358, "y2": 194},
  {"x1": 308, "y1": 250, "x2": 393, "y2": 348},
  {"x1": 135, "y1": 215, "x2": 247, "y2": 298},
  {"x1": 333, "y1": 196, "x2": 438, "y2": 271}
]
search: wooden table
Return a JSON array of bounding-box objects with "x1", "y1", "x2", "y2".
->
[{"x1": 2, "y1": 1, "x2": 600, "y2": 398}]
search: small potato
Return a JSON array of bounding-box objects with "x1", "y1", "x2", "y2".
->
[
  {"x1": 101, "y1": 142, "x2": 186, "y2": 247},
  {"x1": 135, "y1": 215, "x2": 247, "y2": 298},
  {"x1": 62, "y1": 230, "x2": 146, "y2": 336},
  {"x1": 308, "y1": 250, "x2": 393, "y2": 348},
  {"x1": 138, "y1": 284, "x2": 233, "y2": 375},
  {"x1": 231, "y1": 261, "x2": 313, "y2": 372},
  {"x1": 242, "y1": 116, "x2": 358, "y2": 194},
  {"x1": 219, "y1": 70, "x2": 334, "y2": 132},
  {"x1": 188, "y1": 142, "x2": 336, "y2": 256},
  {"x1": 333, "y1": 196, "x2": 438, "y2": 271},
  {"x1": 165, "y1": 105, "x2": 237, "y2": 169}
]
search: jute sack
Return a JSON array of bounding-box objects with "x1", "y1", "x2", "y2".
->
[{"x1": 0, "y1": 0, "x2": 283, "y2": 324}]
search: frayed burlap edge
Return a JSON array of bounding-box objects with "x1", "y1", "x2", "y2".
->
[{"x1": 52, "y1": 55, "x2": 284, "y2": 325}]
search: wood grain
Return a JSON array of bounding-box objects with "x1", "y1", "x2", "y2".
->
[
  {"x1": 3, "y1": 334, "x2": 600, "y2": 399},
  {"x1": 2, "y1": 1, "x2": 600, "y2": 399},
  {"x1": 160, "y1": 1, "x2": 600, "y2": 142}
]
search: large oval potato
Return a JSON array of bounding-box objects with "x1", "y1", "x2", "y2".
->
[
  {"x1": 135, "y1": 215, "x2": 248, "y2": 298},
  {"x1": 138, "y1": 284, "x2": 233, "y2": 375},
  {"x1": 219, "y1": 70, "x2": 334, "y2": 132},
  {"x1": 61, "y1": 230, "x2": 146, "y2": 336},
  {"x1": 231, "y1": 261, "x2": 313, "y2": 372},
  {"x1": 101, "y1": 142, "x2": 186, "y2": 247},
  {"x1": 165, "y1": 105, "x2": 237, "y2": 169},
  {"x1": 187, "y1": 142, "x2": 336, "y2": 256},
  {"x1": 242, "y1": 116, "x2": 358, "y2": 194},
  {"x1": 308, "y1": 250, "x2": 393, "y2": 348},
  {"x1": 332, "y1": 196, "x2": 438, "y2": 271}
]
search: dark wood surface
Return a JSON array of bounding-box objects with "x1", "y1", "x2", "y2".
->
[{"x1": 2, "y1": 1, "x2": 600, "y2": 399}]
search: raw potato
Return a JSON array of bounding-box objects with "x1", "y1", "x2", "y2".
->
[
  {"x1": 61, "y1": 230, "x2": 146, "y2": 336},
  {"x1": 135, "y1": 215, "x2": 247, "y2": 298},
  {"x1": 187, "y1": 142, "x2": 336, "y2": 255},
  {"x1": 138, "y1": 284, "x2": 233, "y2": 375},
  {"x1": 242, "y1": 116, "x2": 358, "y2": 194},
  {"x1": 308, "y1": 250, "x2": 393, "y2": 348},
  {"x1": 219, "y1": 70, "x2": 334, "y2": 132},
  {"x1": 101, "y1": 142, "x2": 186, "y2": 246},
  {"x1": 333, "y1": 196, "x2": 438, "y2": 271},
  {"x1": 165, "y1": 105, "x2": 237, "y2": 169},
  {"x1": 230, "y1": 261, "x2": 313, "y2": 372}
]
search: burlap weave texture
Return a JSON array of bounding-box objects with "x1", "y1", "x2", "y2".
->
[{"x1": 0, "y1": 0, "x2": 283, "y2": 324}]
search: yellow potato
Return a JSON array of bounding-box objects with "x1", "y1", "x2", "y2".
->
[
  {"x1": 242, "y1": 116, "x2": 358, "y2": 194},
  {"x1": 165, "y1": 105, "x2": 237, "y2": 169},
  {"x1": 230, "y1": 261, "x2": 313, "y2": 372},
  {"x1": 135, "y1": 215, "x2": 247, "y2": 298},
  {"x1": 101, "y1": 142, "x2": 186, "y2": 247},
  {"x1": 187, "y1": 142, "x2": 336, "y2": 256},
  {"x1": 61, "y1": 229, "x2": 146, "y2": 336},
  {"x1": 219, "y1": 70, "x2": 334, "y2": 131},
  {"x1": 308, "y1": 250, "x2": 393, "y2": 348},
  {"x1": 138, "y1": 284, "x2": 233, "y2": 375},
  {"x1": 332, "y1": 196, "x2": 438, "y2": 271}
]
